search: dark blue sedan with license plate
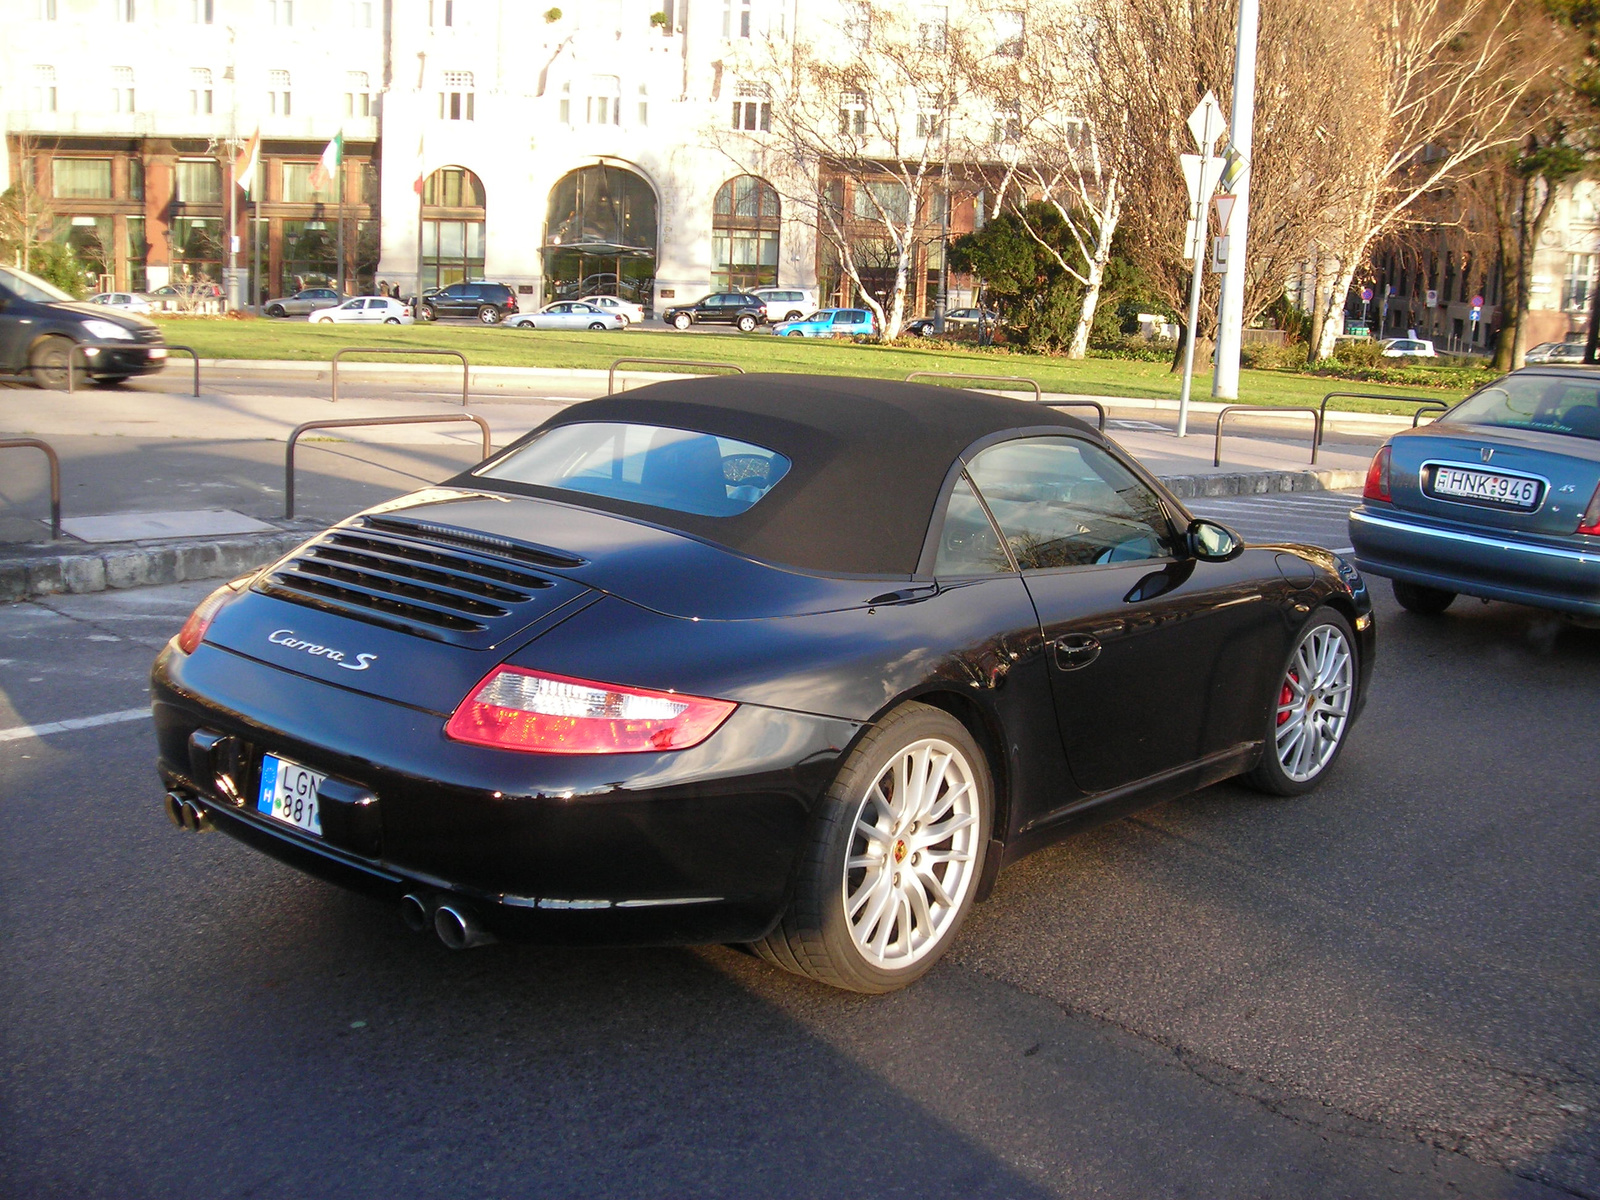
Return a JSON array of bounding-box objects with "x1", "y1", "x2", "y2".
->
[{"x1": 1348, "y1": 366, "x2": 1600, "y2": 618}]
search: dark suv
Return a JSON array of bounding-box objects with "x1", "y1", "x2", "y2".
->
[
  {"x1": 418, "y1": 282, "x2": 520, "y2": 324},
  {"x1": 0, "y1": 265, "x2": 167, "y2": 388},
  {"x1": 662, "y1": 293, "x2": 766, "y2": 332}
]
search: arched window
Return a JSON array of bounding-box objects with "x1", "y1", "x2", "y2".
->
[
  {"x1": 420, "y1": 166, "x2": 486, "y2": 290},
  {"x1": 544, "y1": 164, "x2": 658, "y2": 304},
  {"x1": 712, "y1": 175, "x2": 779, "y2": 291}
]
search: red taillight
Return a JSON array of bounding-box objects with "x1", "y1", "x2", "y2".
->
[
  {"x1": 1363, "y1": 445, "x2": 1392, "y2": 503},
  {"x1": 1578, "y1": 483, "x2": 1600, "y2": 535},
  {"x1": 444, "y1": 666, "x2": 736, "y2": 755},
  {"x1": 176, "y1": 583, "x2": 236, "y2": 654}
]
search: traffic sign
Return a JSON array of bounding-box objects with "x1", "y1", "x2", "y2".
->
[
  {"x1": 1360, "y1": 287, "x2": 1374, "y2": 303},
  {"x1": 1471, "y1": 294, "x2": 1484, "y2": 307},
  {"x1": 1213, "y1": 194, "x2": 1237, "y2": 233},
  {"x1": 1181, "y1": 153, "x2": 1224, "y2": 207},
  {"x1": 1425, "y1": 289, "x2": 1439, "y2": 308},
  {"x1": 1186, "y1": 91, "x2": 1226, "y2": 152},
  {"x1": 1212, "y1": 236, "x2": 1230, "y2": 273}
]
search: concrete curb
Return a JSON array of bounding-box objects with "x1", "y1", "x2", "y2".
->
[{"x1": 1, "y1": 468, "x2": 1365, "y2": 603}]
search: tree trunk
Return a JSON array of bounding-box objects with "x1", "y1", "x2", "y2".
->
[
  {"x1": 1067, "y1": 178, "x2": 1121, "y2": 360},
  {"x1": 1509, "y1": 174, "x2": 1559, "y2": 370},
  {"x1": 1306, "y1": 248, "x2": 1327, "y2": 361},
  {"x1": 1315, "y1": 258, "x2": 1360, "y2": 360}
]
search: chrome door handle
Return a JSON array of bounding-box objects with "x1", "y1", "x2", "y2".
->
[{"x1": 1051, "y1": 634, "x2": 1101, "y2": 671}]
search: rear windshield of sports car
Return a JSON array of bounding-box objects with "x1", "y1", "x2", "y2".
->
[
  {"x1": 1448, "y1": 375, "x2": 1600, "y2": 440},
  {"x1": 473, "y1": 422, "x2": 793, "y2": 517}
]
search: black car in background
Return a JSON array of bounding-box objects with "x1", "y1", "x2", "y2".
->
[
  {"x1": 0, "y1": 265, "x2": 167, "y2": 388},
  {"x1": 153, "y1": 375, "x2": 1374, "y2": 994},
  {"x1": 661, "y1": 292, "x2": 767, "y2": 332},
  {"x1": 418, "y1": 282, "x2": 520, "y2": 324}
]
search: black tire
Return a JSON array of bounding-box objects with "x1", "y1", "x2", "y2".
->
[
  {"x1": 265, "y1": 304, "x2": 286, "y2": 318},
  {"x1": 672, "y1": 313, "x2": 692, "y2": 330},
  {"x1": 753, "y1": 702, "x2": 993, "y2": 993},
  {"x1": 477, "y1": 306, "x2": 501, "y2": 325},
  {"x1": 785, "y1": 310, "x2": 803, "y2": 321},
  {"x1": 588, "y1": 321, "x2": 607, "y2": 331},
  {"x1": 419, "y1": 304, "x2": 436, "y2": 322},
  {"x1": 1244, "y1": 608, "x2": 1360, "y2": 797},
  {"x1": 785, "y1": 330, "x2": 804, "y2": 337},
  {"x1": 29, "y1": 336, "x2": 74, "y2": 390},
  {"x1": 1393, "y1": 580, "x2": 1456, "y2": 615},
  {"x1": 736, "y1": 314, "x2": 758, "y2": 332},
  {"x1": 383, "y1": 317, "x2": 400, "y2": 325}
]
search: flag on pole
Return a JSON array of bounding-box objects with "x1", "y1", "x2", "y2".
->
[
  {"x1": 233, "y1": 128, "x2": 261, "y2": 196},
  {"x1": 310, "y1": 131, "x2": 343, "y2": 192},
  {"x1": 412, "y1": 132, "x2": 427, "y2": 195}
]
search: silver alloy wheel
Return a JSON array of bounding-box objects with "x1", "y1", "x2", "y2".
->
[
  {"x1": 1274, "y1": 623, "x2": 1355, "y2": 782},
  {"x1": 842, "y1": 736, "x2": 981, "y2": 970}
]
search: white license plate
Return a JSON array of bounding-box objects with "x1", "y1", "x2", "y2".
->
[
  {"x1": 257, "y1": 754, "x2": 324, "y2": 836},
  {"x1": 1430, "y1": 466, "x2": 1540, "y2": 509},
  {"x1": 148, "y1": 347, "x2": 168, "y2": 359}
]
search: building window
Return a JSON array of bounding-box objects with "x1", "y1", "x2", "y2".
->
[
  {"x1": 991, "y1": 100, "x2": 1021, "y2": 144},
  {"x1": 129, "y1": 157, "x2": 144, "y2": 200},
  {"x1": 916, "y1": 91, "x2": 946, "y2": 140},
  {"x1": 661, "y1": 0, "x2": 682, "y2": 33},
  {"x1": 349, "y1": 0, "x2": 372, "y2": 25},
  {"x1": 175, "y1": 159, "x2": 222, "y2": 204},
  {"x1": 269, "y1": 69, "x2": 292, "y2": 115},
  {"x1": 854, "y1": 180, "x2": 910, "y2": 224},
  {"x1": 346, "y1": 72, "x2": 372, "y2": 117},
  {"x1": 917, "y1": 5, "x2": 947, "y2": 51},
  {"x1": 115, "y1": 0, "x2": 134, "y2": 20},
  {"x1": 191, "y1": 68, "x2": 214, "y2": 115},
  {"x1": 995, "y1": 9, "x2": 1025, "y2": 57},
  {"x1": 192, "y1": 0, "x2": 212, "y2": 20},
  {"x1": 420, "y1": 167, "x2": 487, "y2": 292},
  {"x1": 39, "y1": 0, "x2": 57, "y2": 18},
  {"x1": 559, "y1": 81, "x2": 571, "y2": 125},
  {"x1": 732, "y1": 82, "x2": 771, "y2": 132},
  {"x1": 270, "y1": 0, "x2": 292, "y2": 24},
  {"x1": 843, "y1": 1, "x2": 869, "y2": 48},
  {"x1": 712, "y1": 175, "x2": 780, "y2": 291},
  {"x1": 431, "y1": 0, "x2": 454, "y2": 25},
  {"x1": 586, "y1": 75, "x2": 620, "y2": 125},
  {"x1": 638, "y1": 83, "x2": 649, "y2": 125},
  {"x1": 53, "y1": 159, "x2": 114, "y2": 199},
  {"x1": 721, "y1": 0, "x2": 751, "y2": 38},
  {"x1": 111, "y1": 66, "x2": 135, "y2": 113},
  {"x1": 32, "y1": 65, "x2": 57, "y2": 113},
  {"x1": 839, "y1": 89, "x2": 867, "y2": 138},
  {"x1": 440, "y1": 71, "x2": 475, "y2": 120},
  {"x1": 282, "y1": 161, "x2": 339, "y2": 203},
  {"x1": 1563, "y1": 254, "x2": 1595, "y2": 314}
]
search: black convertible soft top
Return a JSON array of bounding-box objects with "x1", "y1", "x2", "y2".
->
[{"x1": 477, "y1": 373, "x2": 1095, "y2": 576}]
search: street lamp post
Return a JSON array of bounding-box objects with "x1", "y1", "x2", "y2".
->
[{"x1": 1211, "y1": 0, "x2": 1259, "y2": 401}]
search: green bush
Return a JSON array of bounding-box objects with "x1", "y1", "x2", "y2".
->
[
  {"x1": 1328, "y1": 338, "x2": 1384, "y2": 368},
  {"x1": 1240, "y1": 341, "x2": 1309, "y2": 370},
  {"x1": 27, "y1": 242, "x2": 86, "y2": 297},
  {"x1": 1086, "y1": 334, "x2": 1174, "y2": 362}
]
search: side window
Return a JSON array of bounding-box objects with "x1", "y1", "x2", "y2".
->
[
  {"x1": 965, "y1": 437, "x2": 1177, "y2": 569},
  {"x1": 933, "y1": 475, "x2": 1013, "y2": 576}
]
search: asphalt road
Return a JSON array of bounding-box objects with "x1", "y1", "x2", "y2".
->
[{"x1": 2, "y1": 494, "x2": 1596, "y2": 1199}]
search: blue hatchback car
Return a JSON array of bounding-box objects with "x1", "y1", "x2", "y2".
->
[
  {"x1": 773, "y1": 308, "x2": 878, "y2": 338},
  {"x1": 1348, "y1": 366, "x2": 1600, "y2": 618}
]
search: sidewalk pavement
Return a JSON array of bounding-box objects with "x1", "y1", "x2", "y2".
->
[{"x1": 0, "y1": 361, "x2": 1392, "y2": 602}]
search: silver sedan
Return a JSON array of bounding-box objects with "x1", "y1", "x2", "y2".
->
[{"x1": 505, "y1": 301, "x2": 625, "y2": 332}]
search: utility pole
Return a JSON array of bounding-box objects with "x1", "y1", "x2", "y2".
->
[
  {"x1": 1211, "y1": 0, "x2": 1258, "y2": 400},
  {"x1": 1177, "y1": 92, "x2": 1225, "y2": 438}
]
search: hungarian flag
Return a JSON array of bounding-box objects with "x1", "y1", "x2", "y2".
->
[
  {"x1": 233, "y1": 128, "x2": 260, "y2": 196},
  {"x1": 310, "y1": 131, "x2": 343, "y2": 192}
]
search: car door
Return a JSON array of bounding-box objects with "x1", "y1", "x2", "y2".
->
[
  {"x1": 0, "y1": 277, "x2": 37, "y2": 371},
  {"x1": 964, "y1": 434, "x2": 1284, "y2": 795}
]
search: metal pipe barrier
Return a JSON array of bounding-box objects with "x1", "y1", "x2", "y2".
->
[
  {"x1": 284, "y1": 414, "x2": 492, "y2": 518},
  {"x1": 903, "y1": 371, "x2": 1106, "y2": 431},
  {"x1": 0, "y1": 437, "x2": 62, "y2": 539},
  {"x1": 331, "y1": 347, "x2": 470, "y2": 405},
  {"x1": 1214, "y1": 406, "x2": 1323, "y2": 468},
  {"x1": 1316, "y1": 391, "x2": 1450, "y2": 445},
  {"x1": 60, "y1": 341, "x2": 200, "y2": 397},
  {"x1": 607, "y1": 358, "x2": 745, "y2": 395}
]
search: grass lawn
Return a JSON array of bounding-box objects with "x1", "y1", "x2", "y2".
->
[{"x1": 155, "y1": 316, "x2": 1485, "y2": 416}]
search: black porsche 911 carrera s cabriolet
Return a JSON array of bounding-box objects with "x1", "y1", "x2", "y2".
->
[{"x1": 153, "y1": 375, "x2": 1374, "y2": 992}]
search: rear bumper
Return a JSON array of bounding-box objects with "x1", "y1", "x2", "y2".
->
[
  {"x1": 152, "y1": 642, "x2": 859, "y2": 946},
  {"x1": 1349, "y1": 505, "x2": 1600, "y2": 616}
]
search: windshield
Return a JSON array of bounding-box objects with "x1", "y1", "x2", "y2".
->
[
  {"x1": 475, "y1": 422, "x2": 793, "y2": 517},
  {"x1": 1447, "y1": 374, "x2": 1600, "y2": 440},
  {"x1": 0, "y1": 266, "x2": 75, "y2": 303}
]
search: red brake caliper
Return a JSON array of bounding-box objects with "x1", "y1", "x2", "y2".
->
[{"x1": 1276, "y1": 673, "x2": 1298, "y2": 726}]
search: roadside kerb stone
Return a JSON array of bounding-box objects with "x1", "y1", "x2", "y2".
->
[{"x1": 1, "y1": 467, "x2": 1367, "y2": 603}]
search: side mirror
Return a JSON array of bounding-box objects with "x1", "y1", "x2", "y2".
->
[{"x1": 1188, "y1": 518, "x2": 1244, "y2": 562}]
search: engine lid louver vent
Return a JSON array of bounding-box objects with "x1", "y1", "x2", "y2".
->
[{"x1": 256, "y1": 521, "x2": 580, "y2": 648}]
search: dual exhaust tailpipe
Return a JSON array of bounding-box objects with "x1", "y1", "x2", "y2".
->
[
  {"x1": 401, "y1": 892, "x2": 496, "y2": 951},
  {"x1": 163, "y1": 790, "x2": 213, "y2": 833}
]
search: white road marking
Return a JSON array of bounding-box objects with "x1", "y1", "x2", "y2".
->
[{"x1": 0, "y1": 708, "x2": 151, "y2": 744}]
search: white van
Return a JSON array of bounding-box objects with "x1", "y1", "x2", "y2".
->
[{"x1": 750, "y1": 288, "x2": 818, "y2": 322}]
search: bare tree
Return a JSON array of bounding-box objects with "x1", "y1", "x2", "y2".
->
[{"x1": 0, "y1": 135, "x2": 55, "y2": 272}]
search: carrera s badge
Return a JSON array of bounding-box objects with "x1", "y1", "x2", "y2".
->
[{"x1": 267, "y1": 629, "x2": 377, "y2": 671}]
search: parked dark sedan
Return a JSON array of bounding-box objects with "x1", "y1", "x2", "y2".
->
[
  {"x1": 661, "y1": 292, "x2": 767, "y2": 332},
  {"x1": 1348, "y1": 366, "x2": 1600, "y2": 618},
  {"x1": 153, "y1": 376, "x2": 1374, "y2": 992},
  {"x1": 0, "y1": 265, "x2": 167, "y2": 387}
]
